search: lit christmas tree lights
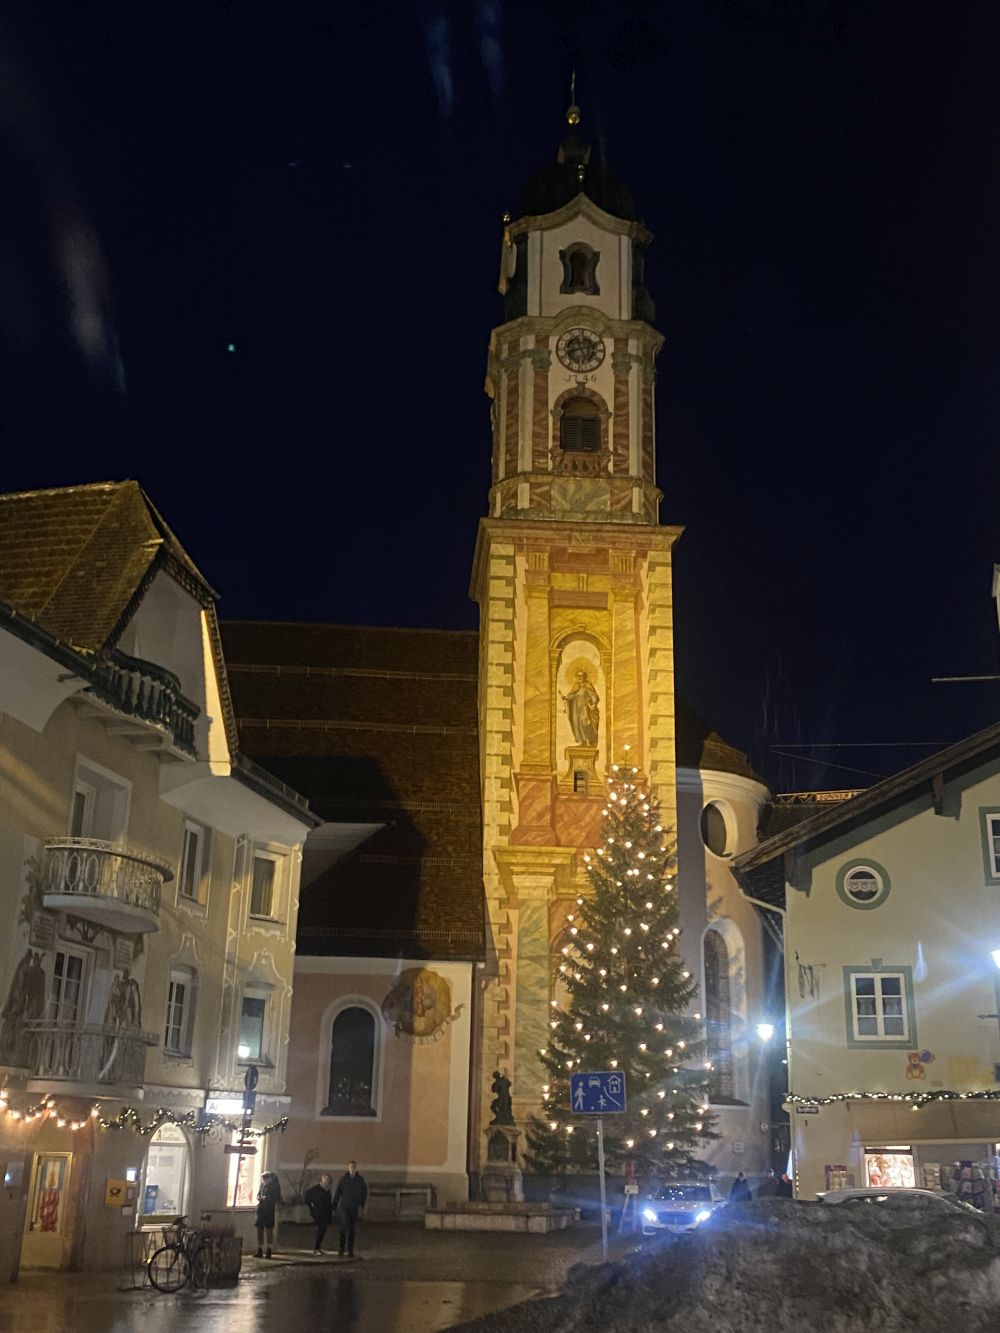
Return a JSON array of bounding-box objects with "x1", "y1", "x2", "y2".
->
[{"x1": 526, "y1": 753, "x2": 716, "y2": 1176}]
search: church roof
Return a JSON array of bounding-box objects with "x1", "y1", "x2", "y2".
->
[
  {"x1": 0, "y1": 479, "x2": 213, "y2": 653},
  {"x1": 220, "y1": 621, "x2": 486, "y2": 963},
  {"x1": 518, "y1": 113, "x2": 637, "y2": 222},
  {"x1": 674, "y1": 698, "x2": 765, "y2": 785}
]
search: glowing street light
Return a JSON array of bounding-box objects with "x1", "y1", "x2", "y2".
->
[
  {"x1": 991, "y1": 949, "x2": 1000, "y2": 971},
  {"x1": 756, "y1": 1022, "x2": 775, "y2": 1043}
]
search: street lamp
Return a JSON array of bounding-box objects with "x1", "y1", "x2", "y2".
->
[
  {"x1": 756, "y1": 1021, "x2": 775, "y2": 1043},
  {"x1": 991, "y1": 949, "x2": 1000, "y2": 971}
]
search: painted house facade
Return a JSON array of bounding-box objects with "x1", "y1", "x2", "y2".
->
[
  {"x1": 734, "y1": 722, "x2": 1000, "y2": 1205},
  {"x1": 0, "y1": 482, "x2": 316, "y2": 1276}
]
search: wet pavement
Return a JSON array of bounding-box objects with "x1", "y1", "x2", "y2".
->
[{"x1": 0, "y1": 1223, "x2": 630, "y2": 1333}]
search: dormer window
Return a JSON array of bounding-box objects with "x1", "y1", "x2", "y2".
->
[
  {"x1": 559, "y1": 242, "x2": 600, "y2": 296},
  {"x1": 560, "y1": 397, "x2": 600, "y2": 453}
]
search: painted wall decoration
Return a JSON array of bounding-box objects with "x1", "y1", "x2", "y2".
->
[
  {"x1": 905, "y1": 1049, "x2": 935, "y2": 1080},
  {"x1": 381, "y1": 968, "x2": 465, "y2": 1043},
  {"x1": 555, "y1": 637, "x2": 605, "y2": 770}
]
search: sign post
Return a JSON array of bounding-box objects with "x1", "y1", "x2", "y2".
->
[
  {"x1": 569, "y1": 1071, "x2": 627, "y2": 1263},
  {"x1": 230, "y1": 1065, "x2": 259, "y2": 1211}
]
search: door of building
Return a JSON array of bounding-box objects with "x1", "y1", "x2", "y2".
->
[{"x1": 21, "y1": 1152, "x2": 73, "y2": 1269}]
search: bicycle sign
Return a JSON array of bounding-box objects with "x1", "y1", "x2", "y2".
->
[{"x1": 570, "y1": 1070, "x2": 627, "y2": 1115}]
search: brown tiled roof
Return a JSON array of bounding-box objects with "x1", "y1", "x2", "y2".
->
[
  {"x1": 221, "y1": 621, "x2": 485, "y2": 962},
  {"x1": 0, "y1": 480, "x2": 212, "y2": 653},
  {"x1": 675, "y1": 698, "x2": 764, "y2": 785}
]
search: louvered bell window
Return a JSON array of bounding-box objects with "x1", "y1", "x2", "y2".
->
[{"x1": 560, "y1": 398, "x2": 600, "y2": 453}]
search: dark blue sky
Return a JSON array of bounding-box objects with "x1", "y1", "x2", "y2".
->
[{"x1": 2, "y1": 0, "x2": 998, "y2": 789}]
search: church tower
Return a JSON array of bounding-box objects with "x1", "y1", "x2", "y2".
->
[{"x1": 470, "y1": 101, "x2": 682, "y2": 1144}]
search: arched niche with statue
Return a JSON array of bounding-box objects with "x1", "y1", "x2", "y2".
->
[{"x1": 552, "y1": 632, "x2": 609, "y2": 793}]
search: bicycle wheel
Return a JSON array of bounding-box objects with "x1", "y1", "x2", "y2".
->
[
  {"x1": 189, "y1": 1243, "x2": 210, "y2": 1296},
  {"x1": 148, "y1": 1244, "x2": 190, "y2": 1293}
]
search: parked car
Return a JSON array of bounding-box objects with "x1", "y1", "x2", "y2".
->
[
  {"x1": 820, "y1": 1187, "x2": 981, "y2": 1216},
  {"x1": 641, "y1": 1182, "x2": 725, "y2": 1235}
]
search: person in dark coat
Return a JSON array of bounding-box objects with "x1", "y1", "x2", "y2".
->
[
  {"x1": 254, "y1": 1171, "x2": 282, "y2": 1257},
  {"x1": 728, "y1": 1171, "x2": 752, "y2": 1203},
  {"x1": 775, "y1": 1173, "x2": 794, "y2": 1198},
  {"x1": 305, "y1": 1172, "x2": 334, "y2": 1254},
  {"x1": 332, "y1": 1160, "x2": 368, "y2": 1258}
]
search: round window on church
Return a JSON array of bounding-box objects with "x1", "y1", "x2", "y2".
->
[
  {"x1": 700, "y1": 801, "x2": 734, "y2": 858},
  {"x1": 836, "y1": 860, "x2": 891, "y2": 910}
]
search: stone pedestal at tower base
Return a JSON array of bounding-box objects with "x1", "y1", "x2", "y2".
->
[{"x1": 481, "y1": 1124, "x2": 524, "y2": 1202}]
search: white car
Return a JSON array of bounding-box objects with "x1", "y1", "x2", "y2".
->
[
  {"x1": 820, "y1": 1187, "x2": 980, "y2": 1216},
  {"x1": 641, "y1": 1182, "x2": 725, "y2": 1235}
]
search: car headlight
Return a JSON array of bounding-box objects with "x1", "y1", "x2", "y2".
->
[
  {"x1": 695, "y1": 1209, "x2": 711, "y2": 1223},
  {"x1": 643, "y1": 1209, "x2": 658, "y2": 1223}
]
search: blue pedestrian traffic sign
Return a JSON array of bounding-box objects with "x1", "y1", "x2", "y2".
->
[{"x1": 570, "y1": 1070, "x2": 627, "y2": 1115}]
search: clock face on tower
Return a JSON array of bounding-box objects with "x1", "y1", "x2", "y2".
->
[{"x1": 556, "y1": 328, "x2": 606, "y2": 373}]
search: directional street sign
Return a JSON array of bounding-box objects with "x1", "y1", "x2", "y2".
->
[{"x1": 570, "y1": 1070, "x2": 627, "y2": 1115}]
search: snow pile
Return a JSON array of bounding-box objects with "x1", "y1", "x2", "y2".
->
[{"x1": 454, "y1": 1199, "x2": 1000, "y2": 1332}]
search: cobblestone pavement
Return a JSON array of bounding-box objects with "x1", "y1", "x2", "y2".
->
[{"x1": 0, "y1": 1222, "x2": 640, "y2": 1333}]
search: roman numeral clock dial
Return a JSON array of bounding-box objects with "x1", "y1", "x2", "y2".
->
[{"x1": 556, "y1": 328, "x2": 606, "y2": 374}]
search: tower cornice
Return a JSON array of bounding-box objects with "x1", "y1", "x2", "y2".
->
[
  {"x1": 469, "y1": 515, "x2": 683, "y2": 603},
  {"x1": 505, "y1": 192, "x2": 652, "y2": 245}
]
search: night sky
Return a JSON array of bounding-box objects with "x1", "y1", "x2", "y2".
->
[{"x1": 2, "y1": 1, "x2": 998, "y2": 790}]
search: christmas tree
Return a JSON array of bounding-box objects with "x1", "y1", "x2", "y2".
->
[{"x1": 526, "y1": 752, "x2": 715, "y2": 1176}]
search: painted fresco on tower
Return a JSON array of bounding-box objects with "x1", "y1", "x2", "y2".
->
[{"x1": 556, "y1": 639, "x2": 605, "y2": 773}]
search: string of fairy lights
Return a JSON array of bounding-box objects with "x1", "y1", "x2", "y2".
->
[
  {"x1": 539, "y1": 750, "x2": 713, "y2": 1149},
  {"x1": 0, "y1": 1089, "x2": 287, "y2": 1137},
  {"x1": 787, "y1": 1090, "x2": 1000, "y2": 1110}
]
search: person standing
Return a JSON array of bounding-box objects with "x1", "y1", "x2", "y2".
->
[
  {"x1": 775, "y1": 1173, "x2": 794, "y2": 1198},
  {"x1": 254, "y1": 1171, "x2": 282, "y2": 1258},
  {"x1": 728, "y1": 1170, "x2": 752, "y2": 1203},
  {"x1": 332, "y1": 1160, "x2": 368, "y2": 1259},
  {"x1": 305, "y1": 1172, "x2": 334, "y2": 1255}
]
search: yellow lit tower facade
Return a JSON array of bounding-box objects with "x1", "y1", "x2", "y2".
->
[{"x1": 470, "y1": 103, "x2": 682, "y2": 1145}]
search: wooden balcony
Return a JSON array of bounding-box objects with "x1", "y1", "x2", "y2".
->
[{"x1": 42, "y1": 838, "x2": 172, "y2": 933}]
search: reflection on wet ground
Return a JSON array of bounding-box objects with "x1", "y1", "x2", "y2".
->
[{"x1": 0, "y1": 1270, "x2": 544, "y2": 1333}]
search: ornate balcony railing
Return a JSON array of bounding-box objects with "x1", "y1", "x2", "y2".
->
[
  {"x1": 42, "y1": 837, "x2": 172, "y2": 933},
  {"x1": 87, "y1": 649, "x2": 199, "y2": 756},
  {"x1": 22, "y1": 1020, "x2": 158, "y2": 1089}
]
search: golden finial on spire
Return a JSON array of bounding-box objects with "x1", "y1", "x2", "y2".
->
[{"x1": 566, "y1": 69, "x2": 581, "y2": 126}]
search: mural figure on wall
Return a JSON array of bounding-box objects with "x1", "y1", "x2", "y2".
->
[
  {"x1": 561, "y1": 668, "x2": 600, "y2": 747},
  {"x1": 0, "y1": 948, "x2": 46, "y2": 1060},
  {"x1": 381, "y1": 968, "x2": 465, "y2": 1043}
]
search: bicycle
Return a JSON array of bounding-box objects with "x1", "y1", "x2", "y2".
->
[{"x1": 147, "y1": 1215, "x2": 210, "y2": 1295}]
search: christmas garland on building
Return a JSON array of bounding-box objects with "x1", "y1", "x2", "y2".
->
[
  {"x1": 786, "y1": 1089, "x2": 1000, "y2": 1109},
  {"x1": 0, "y1": 1088, "x2": 287, "y2": 1136}
]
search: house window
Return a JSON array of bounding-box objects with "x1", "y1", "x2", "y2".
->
[
  {"x1": 981, "y1": 809, "x2": 1000, "y2": 885},
  {"x1": 559, "y1": 242, "x2": 600, "y2": 295},
  {"x1": 52, "y1": 949, "x2": 87, "y2": 1025},
  {"x1": 70, "y1": 783, "x2": 96, "y2": 838},
  {"x1": 249, "y1": 853, "x2": 278, "y2": 918},
  {"x1": 559, "y1": 397, "x2": 600, "y2": 453},
  {"x1": 68, "y1": 759, "x2": 130, "y2": 842},
  {"x1": 846, "y1": 967, "x2": 914, "y2": 1045},
  {"x1": 323, "y1": 1007, "x2": 377, "y2": 1117},
  {"x1": 704, "y1": 930, "x2": 734, "y2": 1101},
  {"x1": 164, "y1": 967, "x2": 196, "y2": 1055},
  {"x1": 179, "y1": 822, "x2": 209, "y2": 903},
  {"x1": 238, "y1": 995, "x2": 267, "y2": 1062},
  {"x1": 836, "y1": 859, "x2": 891, "y2": 910},
  {"x1": 700, "y1": 802, "x2": 734, "y2": 858}
]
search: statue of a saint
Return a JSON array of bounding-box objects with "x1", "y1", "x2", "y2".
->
[
  {"x1": 489, "y1": 1070, "x2": 515, "y2": 1125},
  {"x1": 561, "y1": 669, "x2": 600, "y2": 747}
]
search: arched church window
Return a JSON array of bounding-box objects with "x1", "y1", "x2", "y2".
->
[
  {"x1": 703, "y1": 930, "x2": 735, "y2": 1101},
  {"x1": 560, "y1": 397, "x2": 600, "y2": 453},
  {"x1": 559, "y1": 243, "x2": 600, "y2": 295},
  {"x1": 323, "y1": 1006, "x2": 377, "y2": 1117}
]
